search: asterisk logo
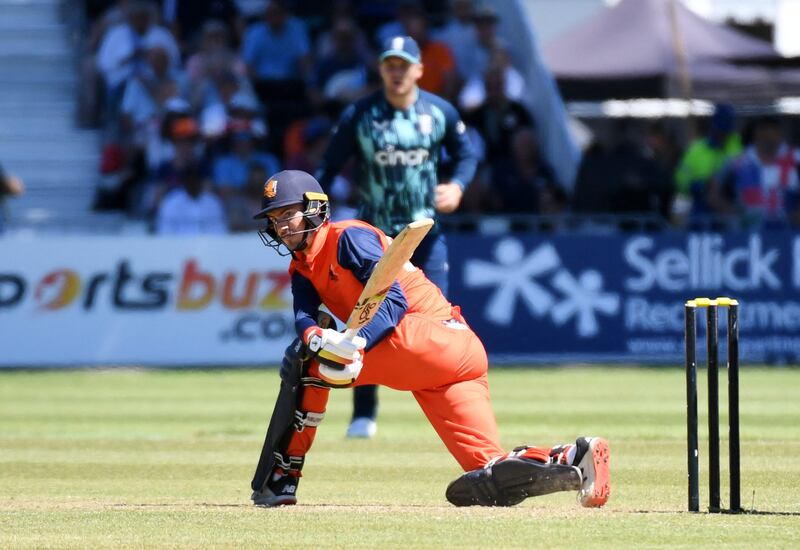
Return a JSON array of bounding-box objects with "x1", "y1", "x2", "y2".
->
[
  {"x1": 464, "y1": 238, "x2": 559, "y2": 325},
  {"x1": 463, "y1": 238, "x2": 620, "y2": 337},
  {"x1": 550, "y1": 269, "x2": 619, "y2": 337}
]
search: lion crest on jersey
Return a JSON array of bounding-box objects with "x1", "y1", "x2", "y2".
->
[{"x1": 264, "y1": 178, "x2": 278, "y2": 198}]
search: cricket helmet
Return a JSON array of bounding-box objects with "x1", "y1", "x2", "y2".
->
[{"x1": 253, "y1": 170, "x2": 330, "y2": 255}]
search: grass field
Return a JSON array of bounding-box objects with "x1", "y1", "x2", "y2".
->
[{"x1": 1, "y1": 367, "x2": 799, "y2": 548}]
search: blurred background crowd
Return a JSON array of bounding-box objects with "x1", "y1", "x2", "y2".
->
[{"x1": 3, "y1": 0, "x2": 800, "y2": 235}]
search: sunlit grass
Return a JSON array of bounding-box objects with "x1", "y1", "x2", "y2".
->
[{"x1": 1, "y1": 367, "x2": 798, "y2": 548}]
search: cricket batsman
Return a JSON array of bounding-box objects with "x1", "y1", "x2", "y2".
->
[{"x1": 249, "y1": 169, "x2": 611, "y2": 508}]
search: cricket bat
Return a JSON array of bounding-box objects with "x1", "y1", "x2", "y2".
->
[{"x1": 343, "y1": 218, "x2": 434, "y2": 340}]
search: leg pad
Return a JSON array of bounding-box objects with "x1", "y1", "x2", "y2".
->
[{"x1": 446, "y1": 457, "x2": 582, "y2": 507}]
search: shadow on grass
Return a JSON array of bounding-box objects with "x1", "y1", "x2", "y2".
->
[
  {"x1": 632, "y1": 509, "x2": 800, "y2": 516},
  {"x1": 107, "y1": 503, "x2": 455, "y2": 509},
  {"x1": 107, "y1": 503, "x2": 800, "y2": 515}
]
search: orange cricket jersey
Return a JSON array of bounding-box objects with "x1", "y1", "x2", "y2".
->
[
  {"x1": 290, "y1": 221, "x2": 502, "y2": 469},
  {"x1": 289, "y1": 220, "x2": 453, "y2": 324}
]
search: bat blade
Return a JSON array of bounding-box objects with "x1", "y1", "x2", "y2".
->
[{"x1": 344, "y1": 218, "x2": 434, "y2": 337}]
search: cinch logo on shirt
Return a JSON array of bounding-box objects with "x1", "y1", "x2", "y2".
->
[{"x1": 373, "y1": 147, "x2": 430, "y2": 167}]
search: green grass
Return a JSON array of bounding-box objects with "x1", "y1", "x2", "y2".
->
[{"x1": 1, "y1": 367, "x2": 799, "y2": 548}]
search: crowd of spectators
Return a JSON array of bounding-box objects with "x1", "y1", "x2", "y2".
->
[{"x1": 75, "y1": 0, "x2": 800, "y2": 235}]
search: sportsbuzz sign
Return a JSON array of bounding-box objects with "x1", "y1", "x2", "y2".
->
[
  {"x1": 448, "y1": 231, "x2": 800, "y2": 364},
  {"x1": 2, "y1": 231, "x2": 799, "y2": 367},
  {"x1": 0, "y1": 235, "x2": 293, "y2": 366}
]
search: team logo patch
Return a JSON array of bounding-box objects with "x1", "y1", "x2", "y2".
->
[
  {"x1": 419, "y1": 114, "x2": 433, "y2": 135},
  {"x1": 307, "y1": 333, "x2": 322, "y2": 353},
  {"x1": 455, "y1": 120, "x2": 466, "y2": 134},
  {"x1": 263, "y1": 178, "x2": 278, "y2": 198}
]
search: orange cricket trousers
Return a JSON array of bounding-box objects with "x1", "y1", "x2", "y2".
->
[{"x1": 287, "y1": 310, "x2": 550, "y2": 471}]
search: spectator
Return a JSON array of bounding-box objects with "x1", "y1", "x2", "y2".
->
[
  {"x1": 463, "y1": 64, "x2": 533, "y2": 166},
  {"x1": 94, "y1": 141, "x2": 133, "y2": 212},
  {"x1": 490, "y1": 127, "x2": 562, "y2": 215},
  {"x1": 186, "y1": 20, "x2": 249, "y2": 110},
  {"x1": 241, "y1": 1, "x2": 311, "y2": 84},
  {"x1": 146, "y1": 98, "x2": 194, "y2": 175},
  {"x1": 212, "y1": 129, "x2": 281, "y2": 200},
  {"x1": 672, "y1": 103, "x2": 742, "y2": 225},
  {"x1": 432, "y1": 0, "x2": 479, "y2": 81},
  {"x1": 470, "y1": 4, "x2": 506, "y2": 79},
  {"x1": 403, "y1": 7, "x2": 457, "y2": 98},
  {"x1": 236, "y1": 0, "x2": 269, "y2": 19},
  {"x1": 198, "y1": 74, "x2": 264, "y2": 146},
  {"x1": 162, "y1": 0, "x2": 241, "y2": 52},
  {"x1": 315, "y1": 3, "x2": 373, "y2": 62},
  {"x1": 225, "y1": 163, "x2": 268, "y2": 232},
  {"x1": 458, "y1": 45, "x2": 525, "y2": 111},
  {"x1": 96, "y1": 1, "x2": 180, "y2": 126},
  {"x1": 573, "y1": 120, "x2": 672, "y2": 219},
  {"x1": 226, "y1": 91, "x2": 268, "y2": 138},
  {"x1": 241, "y1": 0, "x2": 312, "y2": 154},
  {"x1": 710, "y1": 116, "x2": 800, "y2": 228},
  {"x1": 77, "y1": 0, "x2": 131, "y2": 127},
  {"x1": 156, "y1": 164, "x2": 228, "y2": 234},
  {"x1": 285, "y1": 116, "x2": 333, "y2": 173},
  {"x1": 0, "y1": 165, "x2": 25, "y2": 232},
  {"x1": 120, "y1": 40, "x2": 187, "y2": 150},
  {"x1": 83, "y1": 0, "x2": 126, "y2": 37},
  {"x1": 374, "y1": 0, "x2": 424, "y2": 46},
  {"x1": 144, "y1": 117, "x2": 207, "y2": 217},
  {"x1": 198, "y1": 70, "x2": 242, "y2": 131},
  {"x1": 285, "y1": 116, "x2": 357, "y2": 220},
  {"x1": 311, "y1": 17, "x2": 372, "y2": 107},
  {"x1": 645, "y1": 120, "x2": 680, "y2": 176},
  {"x1": 120, "y1": 88, "x2": 189, "y2": 215},
  {"x1": 98, "y1": 97, "x2": 189, "y2": 213}
]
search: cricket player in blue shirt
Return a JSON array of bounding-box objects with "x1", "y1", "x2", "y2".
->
[{"x1": 317, "y1": 35, "x2": 477, "y2": 438}]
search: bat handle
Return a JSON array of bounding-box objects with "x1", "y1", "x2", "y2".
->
[{"x1": 343, "y1": 328, "x2": 358, "y2": 342}]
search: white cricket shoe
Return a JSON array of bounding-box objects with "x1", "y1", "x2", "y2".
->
[
  {"x1": 346, "y1": 417, "x2": 377, "y2": 438},
  {"x1": 574, "y1": 436, "x2": 611, "y2": 507}
]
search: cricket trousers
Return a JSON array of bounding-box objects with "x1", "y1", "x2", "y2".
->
[
  {"x1": 286, "y1": 308, "x2": 551, "y2": 471},
  {"x1": 353, "y1": 232, "x2": 450, "y2": 420}
]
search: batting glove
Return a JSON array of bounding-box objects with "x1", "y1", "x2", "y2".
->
[{"x1": 303, "y1": 326, "x2": 366, "y2": 387}]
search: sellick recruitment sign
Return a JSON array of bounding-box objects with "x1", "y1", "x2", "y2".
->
[{"x1": 448, "y1": 231, "x2": 800, "y2": 364}]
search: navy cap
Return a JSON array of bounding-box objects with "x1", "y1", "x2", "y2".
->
[
  {"x1": 711, "y1": 103, "x2": 736, "y2": 133},
  {"x1": 380, "y1": 36, "x2": 421, "y2": 64},
  {"x1": 253, "y1": 170, "x2": 327, "y2": 219}
]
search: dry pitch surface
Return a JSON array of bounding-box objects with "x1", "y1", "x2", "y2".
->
[{"x1": 1, "y1": 367, "x2": 799, "y2": 548}]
